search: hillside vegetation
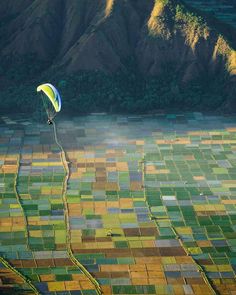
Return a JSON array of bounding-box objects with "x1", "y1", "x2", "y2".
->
[{"x1": 0, "y1": 0, "x2": 236, "y2": 114}]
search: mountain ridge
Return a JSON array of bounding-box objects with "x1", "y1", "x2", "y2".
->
[
  {"x1": 0, "y1": 0, "x2": 236, "y2": 113},
  {"x1": 1, "y1": 0, "x2": 235, "y2": 76}
]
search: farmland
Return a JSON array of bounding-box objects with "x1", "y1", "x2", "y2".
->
[{"x1": 0, "y1": 113, "x2": 236, "y2": 294}]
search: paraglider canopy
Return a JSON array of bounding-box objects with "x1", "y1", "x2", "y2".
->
[{"x1": 37, "y1": 83, "x2": 61, "y2": 121}]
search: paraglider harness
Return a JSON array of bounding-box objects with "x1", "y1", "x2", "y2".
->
[{"x1": 47, "y1": 119, "x2": 53, "y2": 125}]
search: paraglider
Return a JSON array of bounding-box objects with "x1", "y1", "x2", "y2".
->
[{"x1": 36, "y1": 83, "x2": 61, "y2": 124}]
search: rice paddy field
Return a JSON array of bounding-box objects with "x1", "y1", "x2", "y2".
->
[
  {"x1": 1, "y1": 113, "x2": 236, "y2": 294},
  {"x1": 183, "y1": 0, "x2": 236, "y2": 29}
]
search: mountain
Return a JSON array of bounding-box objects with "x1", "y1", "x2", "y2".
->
[{"x1": 0, "y1": 0, "x2": 236, "y2": 113}]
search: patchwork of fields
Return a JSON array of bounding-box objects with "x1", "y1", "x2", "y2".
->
[{"x1": 0, "y1": 113, "x2": 236, "y2": 294}]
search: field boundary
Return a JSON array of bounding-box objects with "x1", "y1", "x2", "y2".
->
[{"x1": 52, "y1": 121, "x2": 102, "y2": 295}]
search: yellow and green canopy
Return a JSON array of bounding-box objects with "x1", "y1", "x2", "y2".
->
[{"x1": 37, "y1": 83, "x2": 61, "y2": 112}]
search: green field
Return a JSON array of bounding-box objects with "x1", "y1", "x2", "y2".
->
[{"x1": 0, "y1": 113, "x2": 236, "y2": 294}]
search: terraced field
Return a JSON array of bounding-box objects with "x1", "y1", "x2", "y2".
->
[
  {"x1": 182, "y1": 0, "x2": 236, "y2": 29},
  {"x1": 0, "y1": 113, "x2": 236, "y2": 294}
]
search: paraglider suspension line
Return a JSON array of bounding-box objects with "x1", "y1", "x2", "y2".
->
[{"x1": 40, "y1": 93, "x2": 55, "y2": 121}]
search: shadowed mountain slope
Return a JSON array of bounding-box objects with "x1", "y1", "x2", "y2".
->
[{"x1": 0, "y1": 0, "x2": 236, "y2": 112}]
